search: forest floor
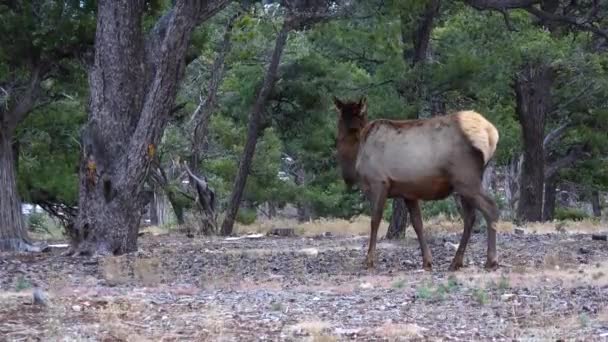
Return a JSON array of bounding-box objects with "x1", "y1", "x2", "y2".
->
[{"x1": 1, "y1": 218, "x2": 608, "y2": 341}]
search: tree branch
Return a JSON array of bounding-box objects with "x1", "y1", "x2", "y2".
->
[
  {"x1": 464, "y1": 0, "x2": 539, "y2": 10},
  {"x1": 126, "y1": 0, "x2": 232, "y2": 194},
  {"x1": 526, "y1": 6, "x2": 608, "y2": 40},
  {"x1": 5, "y1": 64, "x2": 42, "y2": 130},
  {"x1": 543, "y1": 121, "x2": 573, "y2": 149},
  {"x1": 545, "y1": 144, "x2": 590, "y2": 179},
  {"x1": 191, "y1": 11, "x2": 240, "y2": 168}
]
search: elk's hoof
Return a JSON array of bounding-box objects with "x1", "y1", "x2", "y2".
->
[
  {"x1": 365, "y1": 257, "x2": 375, "y2": 269},
  {"x1": 484, "y1": 259, "x2": 499, "y2": 271},
  {"x1": 448, "y1": 260, "x2": 463, "y2": 272},
  {"x1": 423, "y1": 261, "x2": 433, "y2": 271}
]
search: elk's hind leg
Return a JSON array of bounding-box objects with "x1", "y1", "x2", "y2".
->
[
  {"x1": 474, "y1": 192, "x2": 499, "y2": 270},
  {"x1": 405, "y1": 199, "x2": 432, "y2": 271},
  {"x1": 365, "y1": 182, "x2": 389, "y2": 269},
  {"x1": 449, "y1": 195, "x2": 476, "y2": 271}
]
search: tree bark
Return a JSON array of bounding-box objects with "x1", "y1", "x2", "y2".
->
[
  {"x1": 591, "y1": 190, "x2": 601, "y2": 217},
  {"x1": 71, "y1": 0, "x2": 230, "y2": 255},
  {"x1": 187, "y1": 14, "x2": 237, "y2": 235},
  {"x1": 514, "y1": 62, "x2": 554, "y2": 223},
  {"x1": 386, "y1": 198, "x2": 408, "y2": 239},
  {"x1": 220, "y1": 23, "x2": 291, "y2": 236},
  {"x1": 410, "y1": 0, "x2": 441, "y2": 66},
  {"x1": 542, "y1": 175, "x2": 557, "y2": 221},
  {"x1": 0, "y1": 128, "x2": 35, "y2": 251}
]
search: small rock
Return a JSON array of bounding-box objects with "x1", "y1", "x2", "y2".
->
[
  {"x1": 32, "y1": 288, "x2": 48, "y2": 306},
  {"x1": 579, "y1": 247, "x2": 591, "y2": 254},
  {"x1": 359, "y1": 282, "x2": 373, "y2": 289},
  {"x1": 501, "y1": 294, "x2": 515, "y2": 301},
  {"x1": 300, "y1": 248, "x2": 319, "y2": 257},
  {"x1": 72, "y1": 305, "x2": 82, "y2": 312},
  {"x1": 445, "y1": 242, "x2": 459, "y2": 251},
  {"x1": 335, "y1": 327, "x2": 360, "y2": 336},
  {"x1": 514, "y1": 227, "x2": 525, "y2": 235}
]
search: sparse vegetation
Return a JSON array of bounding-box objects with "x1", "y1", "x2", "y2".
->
[
  {"x1": 472, "y1": 288, "x2": 489, "y2": 305},
  {"x1": 555, "y1": 207, "x2": 590, "y2": 222},
  {"x1": 1, "y1": 0, "x2": 608, "y2": 340}
]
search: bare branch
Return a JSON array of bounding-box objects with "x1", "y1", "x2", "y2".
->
[
  {"x1": 464, "y1": 0, "x2": 539, "y2": 10},
  {"x1": 543, "y1": 121, "x2": 573, "y2": 149},
  {"x1": 5, "y1": 65, "x2": 42, "y2": 129},
  {"x1": 526, "y1": 6, "x2": 608, "y2": 40},
  {"x1": 545, "y1": 144, "x2": 591, "y2": 179},
  {"x1": 191, "y1": 12, "x2": 240, "y2": 168}
]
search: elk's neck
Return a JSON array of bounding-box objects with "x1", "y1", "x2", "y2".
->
[{"x1": 337, "y1": 129, "x2": 362, "y2": 187}]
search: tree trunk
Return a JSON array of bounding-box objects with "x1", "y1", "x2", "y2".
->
[
  {"x1": 0, "y1": 129, "x2": 34, "y2": 251},
  {"x1": 514, "y1": 63, "x2": 554, "y2": 223},
  {"x1": 149, "y1": 192, "x2": 159, "y2": 225},
  {"x1": 591, "y1": 190, "x2": 601, "y2": 217},
  {"x1": 220, "y1": 24, "x2": 291, "y2": 236},
  {"x1": 542, "y1": 176, "x2": 557, "y2": 221},
  {"x1": 386, "y1": 198, "x2": 408, "y2": 239},
  {"x1": 70, "y1": 1, "x2": 229, "y2": 255}
]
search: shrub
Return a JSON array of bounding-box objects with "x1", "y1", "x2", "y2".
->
[
  {"x1": 555, "y1": 207, "x2": 589, "y2": 221},
  {"x1": 421, "y1": 198, "x2": 459, "y2": 219},
  {"x1": 236, "y1": 207, "x2": 257, "y2": 225}
]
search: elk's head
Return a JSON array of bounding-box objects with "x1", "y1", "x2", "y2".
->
[{"x1": 333, "y1": 95, "x2": 368, "y2": 188}]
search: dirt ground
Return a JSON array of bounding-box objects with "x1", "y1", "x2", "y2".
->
[{"x1": 2, "y1": 226, "x2": 608, "y2": 341}]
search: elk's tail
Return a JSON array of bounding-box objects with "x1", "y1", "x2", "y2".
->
[{"x1": 456, "y1": 110, "x2": 499, "y2": 166}]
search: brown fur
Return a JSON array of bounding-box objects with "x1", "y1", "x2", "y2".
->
[{"x1": 333, "y1": 96, "x2": 500, "y2": 272}]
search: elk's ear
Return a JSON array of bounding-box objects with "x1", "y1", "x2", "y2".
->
[
  {"x1": 358, "y1": 96, "x2": 367, "y2": 114},
  {"x1": 332, "y1": 96, "x2": 343, "y2": 110}
]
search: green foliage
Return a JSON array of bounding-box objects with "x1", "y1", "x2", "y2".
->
[
  {"x1": 14, "y1": 276, "x2": 32, "y2": 291},
  {"x1": 472, "y1": 288, "x2": 488, "y2": 305},
  {"x1": 17, "y1": 98, "x2": 86, "y2": 206},
  {"x1": 236, "y1": 207, "x2": 257, "y2": 225},
  {"x1": 421, "y1": 198, "x2": 460, "y2": 220},
  {"x1": 555, "y1": 207, "x2": 589, "y2": 221}
]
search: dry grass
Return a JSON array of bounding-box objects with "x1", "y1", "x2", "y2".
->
[
  {"x1": 144, "y1": 214, "x2": 605, "y2": 241},
  {"x1": 523, "y1": 218, "x2": 605, "y2": 234},
  {"x1": 285, "y1": 319, "x2": 337, "y2": 341},
  {"x1": 452, "y1": 261, "x2": 608, "y2": 290},
  {"x1": 235, "y1": 215, "x2": 390, "y2": 237},
  {"x1": 375, "y1": 321, "x2": 427, "y2": 340}
]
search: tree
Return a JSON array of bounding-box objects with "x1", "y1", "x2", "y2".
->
[
  {"x1": 514, "y1": 62, "x2": 554, "y2": 222},
  {"x1": 220, "y1": 0, "x2": 345, "y2": 235},
  {"x1": 69, "y1": 0, "x2": 231, "y2": 255},
  {"x1": 0, "y1": 1, "x2": 95, "y2": 251}
]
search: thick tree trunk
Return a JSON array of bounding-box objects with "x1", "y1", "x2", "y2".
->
[
  {"x1": 591, "y1": 190, "x2": 602, "y2": 217},
  {"x1": 220, "y1": 24, "x2": 291, "y2": 236},
  {"x1": 542, "y1": 176, "x2": 557, "y2": 221},
  {"x1": 410, "y1": 0, "x2": 441, "y2": 66},
  {"x1": 386, "y1": 198, "x2": 408, "y2": 239},
  {"x1": 0, "y1": 129, "x2": 34, "y2": 251},
  {"x1": 71, "y1": 1, "x2": 229, "y2": 255},
  {"x1": 514, "y1": 63, "x2": 554, "y2": 223}
]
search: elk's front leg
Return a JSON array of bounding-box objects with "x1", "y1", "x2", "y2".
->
[
  {"x1": 366, "y1": 182, "x2": 388, "y2": 269},
  {"x1": 405, "y1": 199, "x2": 432, "y2": 271}
]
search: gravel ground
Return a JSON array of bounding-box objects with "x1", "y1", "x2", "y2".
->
[{"x1": 1, "y1": 230, "x2": 608, "y2": 341}]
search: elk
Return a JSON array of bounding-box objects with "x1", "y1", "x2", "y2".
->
[{"x1": 333, "y1": 96, "x2": 500, "y2": 271}]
